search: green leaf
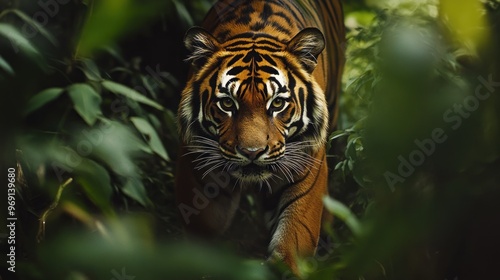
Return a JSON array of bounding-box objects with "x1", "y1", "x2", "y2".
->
[
  {"x1": 173, "y1": 0, "x2": 194, "y2": 27},
  {"x1": 90, "y1": 120, "x2": 151, "y2": 177},
  {"x1": 122, "y1": 178, "x2": 151, "y2": 207},
  {"x1": 5, "y1": 9, "x2": 57, "y2": 45},
  {"x1": 323, "y1": 196, "x2": 362, "y2": 237},
  {"x1": 23, "y1": 88, "x2": 64, "y2": 115},
  {"x1": 68, "y1": 83, "x2": 103, "y2": 126},
  {"x1": 0, "y1": 55, "x2": 14, "y2": 75},
  {"x1": 130, "y1": 117, "x2": 169, "y2": 161},
  {"x1": 0, "y1": 23, "x2": 43, "y2": 63},
  {"x1": 78, "y1": 58, "x2": 101, "y2": 81},
  {"x1": 102, "y1": 45, "x2": 127, "y2": 65},
  {"x1": 329, "y1": 130, "x2": 350, "y2": 142},
  {"x1": 75, "y1": 159, "x2": 113, "y2": 213},
  {"x1": 327, "y1": 129, "x2": 349, "y2": 150},
  {"x1": 334, "y1": 160, "x2": 348, "y2": 181},
  {"x1": 102, "y1": 80, "x2": 164, "y2": 110},
  {"x1": 148, "y1": 114, "x2": 161, "y2": 131},
  {"x1": 346, "y1": 136, "x2": 362, "y2": 161},
  {"x1": 140, "y1": 74, "x2": 159, "y2": 99}
]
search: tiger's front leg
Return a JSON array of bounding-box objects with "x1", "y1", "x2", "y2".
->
[{"x1": 267, "y1": 149, "x2": 328, "y2": 273}]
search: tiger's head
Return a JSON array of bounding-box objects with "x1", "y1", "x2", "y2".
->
[{"x1": 178, "y1": 27, "x2": 328, "y2": 185}]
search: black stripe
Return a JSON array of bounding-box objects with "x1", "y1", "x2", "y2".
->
[
  {"x1": 226, "y1": 45, "x2": 282, "y2": 53},
  {"x1": 261, "y1": 54, "x2": 277, "y2": 66},
  {"x1": 218, "y1": 126, "x2": 229, "y2": 137},
  {"x1": 270, "y1": 169, "x2": 314, "y2": 220},
  {"x1": 276, "y1": 56, "x2": 298, "y2": 73},
  {"x1": 268, "y1": 77, "x2": 284, "y2": 90},
  {"x1": 281, "y1": 107, "x2": 294, "y2": 123},
  {"x1": 259, "y1": 66, "x2": 278, "y2": 75},
  {"x1": 279, "y1": 128, "x2": 287, "y2": 138},
  {"x1": 297, "y1": 219, "x2": 317, "y2": 248},
  {"x1": 288, "y1": 70, "x2": 296, "y2": 94},
  {"x1": 305, "y1": 83, "x2": 315, "y2": 124},
  {"x1": 274, "y1": 11, "x2": 292, "y2": 24},
  {"x1": 211, "y1": 106, "x2": 221, "y2": 123},
  {"x1": 227, "y1": 54, "x2": 244, "y2": 67},
  {"x1": 288, "y1": 87, "x2": 305, "y2": 139},
  {"x1": 225, "y1": 40, "x2": 253, "y2": 48},
  {"x1": 197, "y1": 59, "x2": 223, "y2": 86},
  {"x1": 254, "y1": 39, "x2": 283, "y2": 49},
  {"x1": 208, "y1": 69, "x2": 219, "y2": 91},
  {"x1": 260, "y1": 3, "x2": 273, "y2": 21},
  {"x1": 270, "y1": 157, "x2": 323, "y2": 233},
  {"x1": 218, "y1": 84, "x2": 229, "y2": 94},
  {"x1": 268, "y1": 0, "x2": 303, "y2": 25},
  {"x1": 250, "y1": 21, "x2": 266, "y2": 32},
  {"x1": 190, "y1": 81, "x2": 201, "y2": 123},
  {"x1": 219, "y1": 12, "x2": 237, "y2": 25},
  {"x1": 238, "y1": 82, "x2": 250, "y2": 99},
  {"x1": 211, "y1": 0, "x2": 245, "y2": 20},
  {"x1": 201, "y1": 89, "x2": 210, "y2": 111},
  {"x1": 270, "y1": 21, "x2": 292, "y2": 35},
  {"x1": 227, "y1": 32, "x2": 256, "y2": 40},
  {"x1": 227, "y1": 66, "x2": 247, "y2": 76},
  {"x1": 228, "y1": 77, "x2": 240, "y2": 85},
  {"x1": 235, "y1": 3, "x2": 253, "y2": 25},
  {"x1": 216, "y1": 29, "x2": 231, "y2": 42},
  {"x1": 190, "y1": 122, "x2": 211, "y2": 140},
  {"x1": 264, "y1": 174, "x2": 308, "y2": 211},
  {"x1": 226, "y1": 32, "x2": 281, "y2": 48},
  {"x1": 225, "y1": 39, "x2": 282, "y2": 50}
]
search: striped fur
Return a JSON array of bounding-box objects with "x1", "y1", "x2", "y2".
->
[{"x1": 176, "y1": 0, "x2": 345, "y2": 273}]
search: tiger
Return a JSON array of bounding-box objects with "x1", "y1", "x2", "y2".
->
[{"x1": 175, "y1": 0, "x2": 345, "y2": 273}]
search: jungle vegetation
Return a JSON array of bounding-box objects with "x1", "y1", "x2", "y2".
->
[{"x1": 1, "y1": 0, "x2": 499, "y2": 279}]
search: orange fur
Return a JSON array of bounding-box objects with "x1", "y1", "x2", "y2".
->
[{"x1": 176, "y1": 0, "x2": 345, "y2": 273}]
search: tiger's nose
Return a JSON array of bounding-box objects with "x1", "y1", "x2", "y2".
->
[{"x1": 237, "y1": 146, "x2": 267, "y2": 160}]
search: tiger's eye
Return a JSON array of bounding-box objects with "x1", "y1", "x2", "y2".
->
[
  {"x1": 220, "y1": 98, "x2": 234, "y2": 110},
  {"x1": 271, "y1": 98, "x2": 285, "y2": 109}
]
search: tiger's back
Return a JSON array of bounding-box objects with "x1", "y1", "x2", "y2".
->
[{"x1": 176, "y1": 0, "x2": 345, "y2": 274}]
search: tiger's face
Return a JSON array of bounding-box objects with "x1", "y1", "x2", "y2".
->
[{"x1": 179, "y1": 28, "x2": 329, "y2": 185}]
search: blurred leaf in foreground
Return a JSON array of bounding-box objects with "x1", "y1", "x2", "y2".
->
[
  {"x1": 23, "y1": 88, "x2": 64, "y2": 116},
  {"x1": 131, "y1": 116, "x2": 169, "y2": 161},
  {"x1": 81, "y1": 120, "x2": 149, "y2": 178},
  {"x1": 440, "y1": 0, "x2": 489, "y2": 51},
  {"x1": 32, "y1": 216, "x2": 273, "y2": 280},
  {"x1": 102, "y1": 80, "x2": 164, "y2": 110},
  {"x1": 76, "y1": 0, "x2": 165, "y2": 57},
  {"x1": 68, "y1": 83, "x2": 103, "y2": 126}
]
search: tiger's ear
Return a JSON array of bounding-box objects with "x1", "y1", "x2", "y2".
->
[
  {"x1": 184, "y1": 27, "x2": 221, "y2": 68},
  {"x1": 287, "y1": 28, "x2": 325, "y2": 73}
]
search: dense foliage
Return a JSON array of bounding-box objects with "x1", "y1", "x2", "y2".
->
[{"x1": 1, "y1": 0, "x2": 499, "y2": 279}]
